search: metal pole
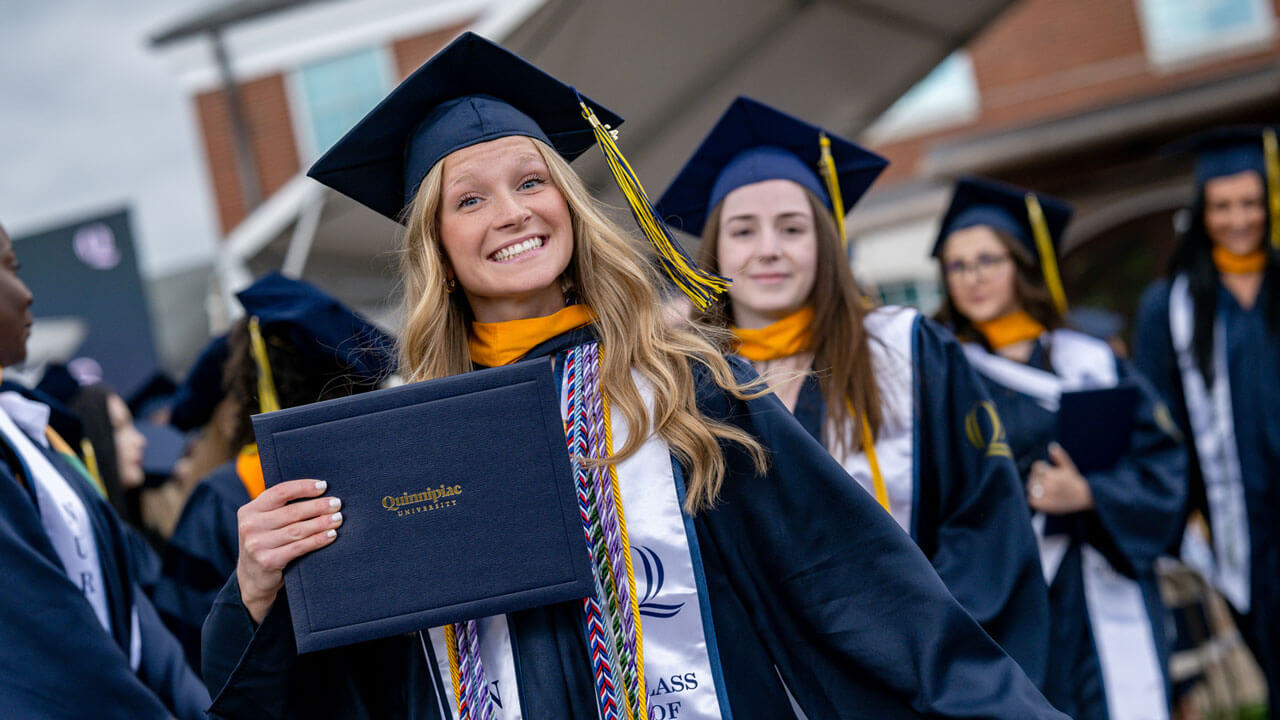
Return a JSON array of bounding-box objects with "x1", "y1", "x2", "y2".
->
[{"x1": 210, "y1": 27, "x2": 263, "y2": 214}]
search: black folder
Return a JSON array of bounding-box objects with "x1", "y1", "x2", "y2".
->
[
  {"x1": 252, "y1": 358, "x2": 593, "y2": 653},
  {"x1": 1055, "y1": 384, "x2": 1139, "y2": 475}
]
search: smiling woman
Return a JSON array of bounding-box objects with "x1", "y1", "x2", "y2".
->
[{"x1": 200, "y1": 33, "x2": 1068, "y2": 720}]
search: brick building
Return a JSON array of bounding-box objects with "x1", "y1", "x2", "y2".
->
[
  {"x1": 852, "y1": 0, "x2": 1280, "y2": 324},
  {"x1": 150, "y1": 0, "x2": 1013, "y2": 331}
]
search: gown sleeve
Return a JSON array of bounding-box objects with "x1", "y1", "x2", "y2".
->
[
  {"x1": 156, "y1": 464, "x2": 245, "y2": 669},
  {"x1": 1133, "y1": 279, "x2": 1190, "y2": 435},
  {"x1": 911, "y1": 318, "x2": 1051, "y2": 686},
  {"x1": 0, "y1": 463, "x2": 185, "y2": 720},
  {"x1": 695, "y1": 357, "x2": 1066, "y2": 719},
  {"x1": 1081, "y1": 357, "x2": 1188, "y2": 574},
  {"x1": 202, "y1": 575, "x2": 299, "y2": 720},
  {"x1": 135, "y1": 584, "x2": 213, "y2": 719}
]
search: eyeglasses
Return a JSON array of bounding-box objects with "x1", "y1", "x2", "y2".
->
[{"x1": 942, "y1": 253, "x2": 1011, "y2": 280}]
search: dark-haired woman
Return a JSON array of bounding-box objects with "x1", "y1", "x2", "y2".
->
[
  {"x1": 0, "y1": 222, "x2": 208, "y2": 719},
  {"x1": 157, "y1": 272, "x2": 393, "y2": 669},
  {"x1": 935, "y1": 177, "x2": 1186, "y2": 720},
  {"x1": 1133, "y1": 127, "x2": 1280, "y2": 711},
  {"x1": 657, "y1": 97, "x2": 1050, "y2": 686}
]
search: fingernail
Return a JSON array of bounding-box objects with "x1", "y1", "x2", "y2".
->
[
  {"x1": 315, "y1": 480, "x2": 328, "y2": 492},
  {"x1": 326, "y1": 529, "x2": 337, "y2": 538},
  {"x1": 329, "y1": 497, "x2": 342, "y2": 509},
  {"x1": 330, "y1": 512, "x2": 343, "y2": 524}
]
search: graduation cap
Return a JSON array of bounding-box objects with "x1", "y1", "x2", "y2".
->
[
  {"x1": 170, "y1": 334, "x2": 230, "y2": 432},
  {"x1": 657, "y1": 96, "x2": 888, "y2": 244},
  {"x1": 137, "y1": 421, "x2": 186, "y2": 487},
  {"x1": 236, "y1": 273, "x2": 395, "y2": 413},
  {"x1": 1166, "y1": 126, "x2": 1280, "y2": 249},
  {"x1": 126, "y1": 371, "x2": 178, "y2": 421},
  {"x1": 308, "y1": 31, "x2": 727, "y2": 309},
  {"x1": 933, "y1": 176, "x2": 1074, "y2": 313}
]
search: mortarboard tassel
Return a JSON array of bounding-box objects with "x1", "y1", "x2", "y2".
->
[
  {"x1": 1264, "y1": 128, "x2": 1280, "y2": 251},
  {"x1": 248, "y1": 317, "x2": 282, "y2": 413},
  {"x1": 1025, "y1": 193, "x2": 1069, "y2": 315},
  {"x1": 578, "y1": 98, "x2": 730, "y2": 311},
  {"x1": 818, "y1": 133, "x2": 848, "y2": 248}
]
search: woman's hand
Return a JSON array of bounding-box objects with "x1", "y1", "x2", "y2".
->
[
  {"x1": 235, "y1": 479, "x2": 343, "y2": 624},
  {"x1": 1027, "y1": 442, "x2": 1094, "y2": 515}
]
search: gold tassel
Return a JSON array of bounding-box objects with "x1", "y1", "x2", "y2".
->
[
  {"x1": 1263, "y1": 128, "x2": 1280, "y2": 250},
  {"x1": 248, "y1": 317, "x2": 281, "y2": 413},
  {"x1": 1025, "y1": 193, "x2": 1068, "y2": 314},
  {"x1": 579, "y1": 101, "x2": 730, "y2": 310},
  {"x1": 818, "y1": 133, "x2": 848, "y2": 248}
]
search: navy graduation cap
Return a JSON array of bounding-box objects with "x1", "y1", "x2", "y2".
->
[
  {"x1": 308, "y1": 32, "x2": 622, "y2": 222},
  {"x1": 1166, "y1": 125, "x2": 1280, "y2": 248},
  {"x1": 235, "y1": 273, "x2": 395, "y2": 391},
  {"x1": 934, "y1": 176, "x2": 1074, "y2": 312},
  {"x1": 657, "y1": 96, "x2": 888, "y2": 242},
  {"x1": 170, "y1": 334, "x2": 230, "y2": 432},
  {"x1": 307, "y1": 31, "x2": 728, "y2": 310}
]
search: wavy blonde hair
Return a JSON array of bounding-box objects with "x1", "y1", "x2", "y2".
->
[{"x1": 398, "y1": 138, "x2": 766, "y2": 512}]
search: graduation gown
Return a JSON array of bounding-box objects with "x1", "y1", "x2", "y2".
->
[
  {"x1": 1134, "y1": 277, "x2": 1280, "y2": 701},
  {"x1": 201, "y1": 327, "x2": 1065, "y2": 720},
  {"x1": 156, "y1": 460, "x2": 247, "y2": 670},
  {"x1": 780, "y1": 307, "x2": 1049, "y2": 685},
  {"x1": 966, "y1": 331, "x2": 1185, "y2": 720},
  {"x1": 0, "y1": 390, "x2": 209, "y2": 719}
]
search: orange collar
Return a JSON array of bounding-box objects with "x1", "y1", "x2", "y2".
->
[
  {"x1": 469, "y1": 304, "x2": 594, "y2": 367},
  {"x1": 236, "y1": 445, "x2": 266, "y2": 500},
  {"x1": 975, "y1": 311, "x2": 1046, "y2": 351},
  {"x1": 1213, "y1": 245, "x2": 1267, "y2": 275},
  {"x1": 732, "y1": 307, "x2": 815, "y2": 362}
]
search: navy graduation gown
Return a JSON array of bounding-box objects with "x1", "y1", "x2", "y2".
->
[
  {"x1": 1134, "y1": 278, "x2": 1280, "y2": 701},
  {"x1": 0, "y1": 407, "x2": 209, "y2": 719},
  {"x1": 156, "y1": 460, "x2": 248, "y2": 670},
  {"x1": 788, "y1": 314, "x2": 1050, "y2": 685},
  {"x1": 201, "y1": 328, "x2": 1065, "y2": 719},
  {"x1": 979, "y1": 341, "x2": 1185, "y2": 720}
]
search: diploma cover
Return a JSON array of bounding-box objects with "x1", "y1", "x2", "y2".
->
[
  {"x1": 252, "y1": 358, "x2": 593, "y2": 653},
  {"x1": 1056, "y1": 384, "x2": 1139, "y2": 475}
]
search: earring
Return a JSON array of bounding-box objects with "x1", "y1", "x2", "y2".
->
[{"x1": 445, "y1": 277, "x2": 457, "y2": 293}]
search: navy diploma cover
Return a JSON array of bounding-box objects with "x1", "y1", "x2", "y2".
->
[
  {"x1": 252, "y1": 359, "x2": 593, "y2": 653},
  {"x1": 1056, "y1": 384, "x2": 1139, "y2": 475}
]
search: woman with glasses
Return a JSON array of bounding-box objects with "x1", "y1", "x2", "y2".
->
[
  {"x1": 934, "y1": 177, "x2": 1186, "y2": 720},
  {"x1": 657, "y1": 98, "x2": 1050, "y2": 688}
]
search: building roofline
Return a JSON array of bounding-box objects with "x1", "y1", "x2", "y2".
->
[{"x1": 150, "y1": 0, "x2": 333, "y2": 46}]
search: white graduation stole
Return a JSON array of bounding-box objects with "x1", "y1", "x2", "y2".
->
[
  {"x1": 963, "y1": 331, "x2": 1167, "y2": 720},
  {"x1": 1168, "y1": 274, "x2": 1251, "y2": 612},
  {"x1": 0, "y1": 393, "x2": 112, "y2": 635},
  {"x1": 828, "y1": 306, "x2": 917, "y2": 533},
  {"x1": 426, "y1": 371, "x2": 726, "y2": 720}
]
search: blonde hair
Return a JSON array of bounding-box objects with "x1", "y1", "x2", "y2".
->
[{"x1": 398, "y1": 138, "x2": 766, "y2": 512}]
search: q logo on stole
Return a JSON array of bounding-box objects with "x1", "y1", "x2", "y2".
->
[
  {"x1": 965, "y1": 401, "x2": 1012, "y2": 459},
  {"x1": 632, "y1": 546, "x2": 684, "y2": 619}
]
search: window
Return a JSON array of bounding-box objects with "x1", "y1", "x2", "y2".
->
[
  {"x1": 1136, "y1": 0, "x2": 1277, "y2": 67},
  {"x1": 863, "y1": 52, "x2": 980, "y2": 143},
  {"x1": 295, "y1": 48, "x2": 390, "y2": 159},
  {"x1": 871, "y1": 278, "x2": 943, "y2": 314}
]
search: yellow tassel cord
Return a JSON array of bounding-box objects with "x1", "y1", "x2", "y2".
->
[
  {"x1": 247, "y1": 317, "x2": 281, "y2": 413},
  {"x1": 579, "y1": 100, "x2": 730, "y2": 311},
  {"x1": 845, "y1": 399, "x2": 890, "y2": 513},
  {"x1": 818, "y1": 133, "x2": 848, "y2": 248},
  {"x1": 1025, "y1": 193, "x2": 1069, "y2": 315},
  {"x1": 602, "y1": 390, "x2": 647, "y2": 720},
  {"x1": 443, "y1": 624, "x2": 463, "y2": 717},
  {"x1": 79, "y1": 438, "x2": 104, "y2": 491},
  {"x1": 1264, "y1": 128, "x2": 1280, "y2": 251}
]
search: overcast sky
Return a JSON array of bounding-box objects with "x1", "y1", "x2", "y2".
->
[{"x1": 0, "y1": 0, "x2": 220, "y2": 277}]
